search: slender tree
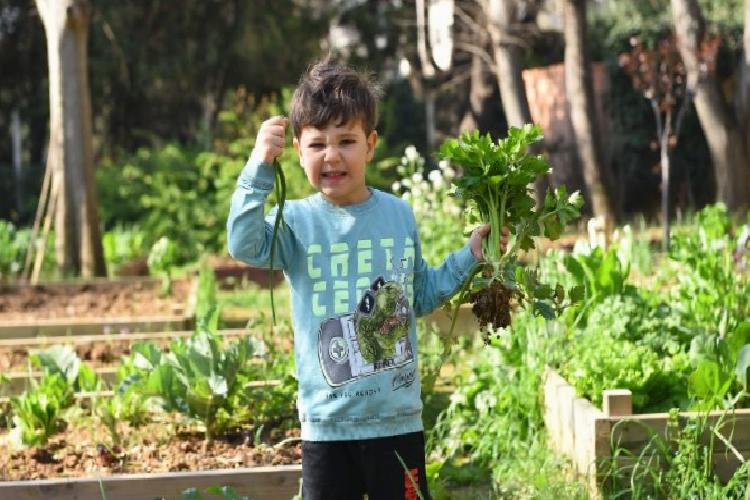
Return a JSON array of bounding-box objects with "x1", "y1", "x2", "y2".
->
[
  {"x1": 562, "y1": 0, "x2": 615, "y2": 221},
  {"x1": 620, "y1": 35, "x2": 694, "y2": 250},
  {"x1": 34, "y1": 0, "x2": 106, "y2": 277},
  {"x1": 671, "y1": 0, "x2": 750, "y2": 210}
]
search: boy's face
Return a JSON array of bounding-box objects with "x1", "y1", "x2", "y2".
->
[{"x1": 294, "y1": 120, "x2": 377, "y2": 206}]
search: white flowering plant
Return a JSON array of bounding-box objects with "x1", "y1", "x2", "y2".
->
[{"x1": 391, "y1": 146, "x2": 464, "y2": 267}]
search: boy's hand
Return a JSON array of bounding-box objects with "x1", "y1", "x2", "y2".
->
[
  {"x1": 470, "y1": 224, "x2": 510, "y2": 261},
  {"x1": 250, "y1": 116, "x2": 288, "y2": 165}
]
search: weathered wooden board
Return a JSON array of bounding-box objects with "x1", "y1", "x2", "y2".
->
[
  {"x1": 0, "y1": 464, "x2": 302, "y2": 500},
  {"x1": 0, "y1": 316, "x2": 195, "y2": 338}
]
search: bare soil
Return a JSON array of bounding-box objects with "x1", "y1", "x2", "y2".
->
[
  {"x1": 0, "y1": 419, "x2": 301, "y2": 481},
  {"x1": 0, "y1": 278, "x2": 192, "y2": 321}
]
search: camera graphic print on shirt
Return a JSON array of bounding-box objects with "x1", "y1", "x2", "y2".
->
[{"x1": 317, "y1": 257, "x2": 414, "y2": 387}]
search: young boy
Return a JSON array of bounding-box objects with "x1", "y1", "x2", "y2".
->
[{"x1": 227, "y1": 60, "x2": 491, "y2": 500}]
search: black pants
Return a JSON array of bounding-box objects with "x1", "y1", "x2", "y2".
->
[{"x1": 301, "y1": 431, "x2": 431, "y2": 500}]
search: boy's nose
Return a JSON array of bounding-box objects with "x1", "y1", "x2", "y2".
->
[{"x1": 323, "y1": 146, "x2": 340, "y2": 162}]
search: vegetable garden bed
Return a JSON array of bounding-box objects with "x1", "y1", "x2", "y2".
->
[
  {"x1": 0, "y1": 416, "x2": 301, "y2": 499},
  {"x1": 0, "y1": 328, "x2": 249, "y2": 371},
  {"x1": 0, "y1": 277, "x2": 197, "y2": 337},
  {"x1": 0, "y1": 465, "x2": 302, "y2": 500},
  {"x1": 222, "y1": 302, "x2": 479, "y2": 337},
  {"x1": 543, "y1": 368, "x2": 750, "y2": 496},
  {"x1": 207, "y1": 255, "x2": 284, "y2": 290}
]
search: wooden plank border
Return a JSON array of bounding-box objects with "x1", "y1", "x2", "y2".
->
[{"x1": 0, "y1": 464, "x2": 302, "y2": 500}]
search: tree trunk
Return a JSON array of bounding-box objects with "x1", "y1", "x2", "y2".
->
[
  {"x1": 486, "y1": 0, "x2": 533, "y2": 128},
  {"x1": 671, "y1": 0, "x2": 750, "y2": 210},
  {"x1": 11, "y1": 109, "x2": 23, "y2": 217},
  {"x1": 486, "y1": 0, "x2": 551, "y2": 205},
  {"x1": 563, "y1": 0, "x2": 615, "y2": 221},
  {"x1": 35, "y1": 0, "x2": 106, "y2": 278},
  {"x1": 738, "y1": 0, "x2": 750, "y2": 148},
  {"x1": 459, "y1": 52, "x2": 493, "y2": 132}
]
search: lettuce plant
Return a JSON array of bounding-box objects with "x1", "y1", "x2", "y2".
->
[
  {"x1": 10, "y1": 373, "x2": 73, "y2": 447},
  {"x1": 437, "y1": 125, "x2": 583, "y2": 332},
  {"x1": 122, "y1": 333, "x2": 263, "y2": 441}
]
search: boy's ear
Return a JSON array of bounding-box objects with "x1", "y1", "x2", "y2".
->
[{"x1": 366, "y1": 131, "x2": 378, "y2": 161}]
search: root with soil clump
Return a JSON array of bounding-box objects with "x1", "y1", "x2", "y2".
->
[{"x1": 470, "y1": 279, "x2": 513, "y2": 335}]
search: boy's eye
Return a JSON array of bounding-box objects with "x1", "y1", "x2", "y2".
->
[
  {"x1": 341, "y1": 139, "x2": 356, "y2": 145},
  {"x1": 309, "y1": 143, "x2": 325, "y2": 149}
]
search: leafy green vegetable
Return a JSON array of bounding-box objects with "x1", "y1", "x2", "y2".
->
[
  {"x1": 122, "y1": 332, "x2": 264, "y2": 440},
  {"x1": 30, "y1": 345, "x2": 99, "y2": 392},
  {"x1": 97, "y1": 388, "x2": 151, "y2": 446},
  {"x1": 436, "y1": 125, "x2": 583, "y2": 332},
  {"x1": 148, "y1": 236, "x2": 178, "y2": 296},
  {"x1": 10, "y1": 373, "x2": 73, "y2": 447}
]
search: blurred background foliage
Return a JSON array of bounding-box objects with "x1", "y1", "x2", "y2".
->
[{"x1": 0, "y1": 0, "x2": 748, "y2": 265}]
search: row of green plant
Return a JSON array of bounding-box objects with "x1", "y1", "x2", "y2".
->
[
  {"x1": 418, "y1": 203, "x2": 749, "y2": 498},
  {"x1": 540, "y1": 204, "x2": 750, "y2": 413},
  {"x1": 3, "y1": 267, "x2": 298, "y2": 449}
]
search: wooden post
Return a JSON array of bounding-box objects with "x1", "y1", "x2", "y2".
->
[{"x1": 602, "y1": 389, "x2": 632, "y2": 417}]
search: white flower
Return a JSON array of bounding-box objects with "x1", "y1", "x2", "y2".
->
[
  {"x1": 443, "y1": 166, "x2": 456, "y2": 179},
  {"x1": 411, "y1": 173, "x2": 422, "y2": 184},
  {"x1": 405, "y1": 145, "x2": 419, "y2": 162},
  {"x1": 391, "y1": 181, "x2": 401, "y2": 193},
  {"x1": 428, "y1": 170, "x2": 444, "y2": 189}
]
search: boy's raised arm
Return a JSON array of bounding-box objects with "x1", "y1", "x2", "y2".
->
[{"x1": 226, "y1": 117, "x2": 293, "y2": 270}]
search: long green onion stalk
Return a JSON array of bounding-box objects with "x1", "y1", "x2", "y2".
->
[{"x1": 269, "y1": 157, "x2": 286, "y2": 325}]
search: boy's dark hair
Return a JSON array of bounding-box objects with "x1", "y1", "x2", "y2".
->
[{"x1": 290, "y1": 60, "x2": 381, "y2": 138}]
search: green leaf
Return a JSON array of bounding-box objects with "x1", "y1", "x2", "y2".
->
[
  {"x1": 688, "y1": 360, "x2": 720, "y2": 400},
  {"x1": 534, "y1": 301, "x2": 556, "y2": 320},
  {"x1": 735, "y1": 344, "x2": 750, "y2": 390},
  {"x1": 181, "y1": 488, "x2": 203, "y2": 500},
  {"x1": 76, "y1": 364, "x2": 99, "y2": 392}
]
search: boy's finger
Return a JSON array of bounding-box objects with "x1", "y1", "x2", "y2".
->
[
  {"x1": 476, "y1": 224, "x2": 491, "y2": 237},
  {"x1": 266, "y1": 116, "x2": 288, "y2": 126}
]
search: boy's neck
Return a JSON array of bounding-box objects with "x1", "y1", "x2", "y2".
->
[
  {"x1": 319, "y1": 185, "x2": 372, "y2": 206},
  {"x1": 319, "y1": 186, "x2": 372, "y2": 207}
]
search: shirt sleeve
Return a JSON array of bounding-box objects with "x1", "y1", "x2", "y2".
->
[
  {"x1": 226, "y1": 158, "x2": 296, "y2": 271},
  {"x1": 410, "y1": 208, "x2": 479, "y2": 317}
]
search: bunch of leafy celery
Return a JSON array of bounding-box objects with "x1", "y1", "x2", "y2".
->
[{"x1": 436, "y1": 124, "x2": 583, "y2": 331}]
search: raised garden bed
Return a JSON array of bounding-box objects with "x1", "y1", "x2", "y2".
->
[
  {"x1": 0, "y1": 328, "x2": 250, "y2": 372},
  {"x1": 543, "y1": 368, "x2": 750, "y2": 495},
  {"x1": 0, "y1": 418, "x2": 301, "y2": 499},
  {"x1": 0, "y1": 465, "x2": 302, "y2": 500},
  {"x1": 0, "y1": 277, "x2": 197, "y2": 337},
  {"x1": 221, "y1": 302, "x2": 479, "y2": 337},
  {"x1": 207, "y1": 255, "x2": 284, "y2": 290},
  {"x1": 0, "y1": 379, "x2": 281, "y2": 402}
]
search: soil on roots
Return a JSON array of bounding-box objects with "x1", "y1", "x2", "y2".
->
[{"x1": 470, "y1": 279, "x2": 513, "y2": 331}]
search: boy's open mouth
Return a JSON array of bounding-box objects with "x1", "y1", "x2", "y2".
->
[{"x1": 321, "y1": 171, "x2": 347, "y2": 180}]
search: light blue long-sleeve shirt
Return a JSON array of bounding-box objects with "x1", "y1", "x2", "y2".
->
[{"x1": 227, "y1": 159, "x2": 478, "y2": 441}]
